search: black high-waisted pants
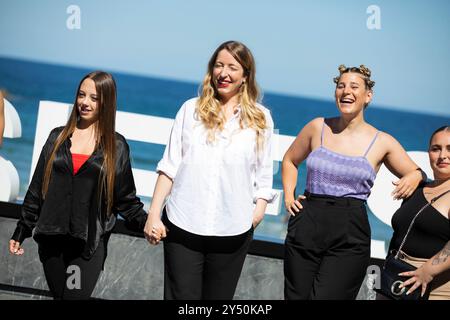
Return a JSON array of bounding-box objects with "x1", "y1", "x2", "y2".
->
[
  {"x1": 162, "y1": 209, "x2": 253, "y2": 300},
  {"x1": 284, "y1": 192, "x2": 371, "y2": 300}
]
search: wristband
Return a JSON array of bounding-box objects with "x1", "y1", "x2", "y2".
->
[{"x1": 416, "y1": 168, "x2": 427, "y2": 182}]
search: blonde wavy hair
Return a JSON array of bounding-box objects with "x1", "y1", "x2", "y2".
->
[{"x1": 197, "y1": 41, "x2": 267, "y2": 152}]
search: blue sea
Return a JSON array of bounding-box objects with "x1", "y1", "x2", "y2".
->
[{"x1": 0, "y1": 57, "x2": 448, "y2": 245}]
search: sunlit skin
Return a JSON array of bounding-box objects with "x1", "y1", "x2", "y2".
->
[
  {"x1": 213, "y1": 49, "x2": 246, "y2": 103},
  {"x1": 398, "y1": 130, "x2": 450, "y2": 297},
  {"x1": 282, "y1": 70, "x2": 423, "y2": 216},
  {"x1": 77, "y1": 79, "x2": 99, "y2": 127},
  {"x1": 68, "y1": 79, "x2": 99, "y2": 155},
  {"x1": 428, "y1": 131, "x2": 450, "y2": 180},
  {"x1": 335, "y1": 72, "x2": 372, "y2": 118}
]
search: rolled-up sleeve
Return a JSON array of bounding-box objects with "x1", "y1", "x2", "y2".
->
[
  {"x1": 253, "y1": 111, "x2": 277, "y2": 203},
  {"x1": 156, "y1": 102, "x2": 187, "y2": 179}
]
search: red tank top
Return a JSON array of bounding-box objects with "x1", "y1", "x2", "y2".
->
[{"x1": 72, "y1": 153, "x2": 90, "y2": 175}]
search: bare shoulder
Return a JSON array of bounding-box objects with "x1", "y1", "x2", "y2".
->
[
  {"x1": 302, "y1": 117, "x2": 324, "y2": 135},
  {"x1": 377, "y1": 131, "x2": 400, "y2": 148},
  {"x1": 310, "y1": 117, "x2": 325, "y2": 128},
  {"x1": 298, "y1": 117, "x2": 328, "y2": 141}
]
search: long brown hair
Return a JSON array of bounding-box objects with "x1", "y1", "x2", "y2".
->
[
  {"x1": 42, "y1": 71, "x2": 117, "y2": 215},
  {"x1": 197, "y1": 40, "x2": 267, "y2": 152}
]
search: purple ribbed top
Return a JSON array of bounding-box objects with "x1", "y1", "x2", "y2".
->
[{"x1": 305, "y1": 121, "x2": 379, "y2": 200}]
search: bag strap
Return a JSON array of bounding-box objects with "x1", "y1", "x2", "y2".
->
[{"x1": 395, "y1": 189, "x2": 450, "y2": 259}]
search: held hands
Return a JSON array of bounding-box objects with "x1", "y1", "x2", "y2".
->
[
  {"x1": 143, "y1": 214, "x2": 168, "y2": 245},
  {"x1": 9, "y1": 240, "x2": 24, "y2": 255},
  {"x1": 398, "y1": 264, "x2": 435, "y2": 297},
  {"x1": 391, "y1": 170, "x2": 422, "y2": 200},
  {"x1": 285, "y1": 195, "x2": 306, "y2": 216}
]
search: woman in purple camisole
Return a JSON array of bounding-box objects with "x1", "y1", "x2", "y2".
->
[{"x1": 282, "y1": 65, "x2": 426, "y2": 300}]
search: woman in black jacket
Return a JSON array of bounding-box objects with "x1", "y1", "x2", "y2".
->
[{"x1": 8, "y1": 71, "x2": 147, "y2": 299}]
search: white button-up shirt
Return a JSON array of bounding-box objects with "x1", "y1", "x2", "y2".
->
[{"x1": 156, "y1": 97, "x2": 276, "y2": 236}]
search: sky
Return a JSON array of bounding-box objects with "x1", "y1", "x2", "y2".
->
[{"x1": 0, "y1": 0, "x2": 449, "y2": 116}]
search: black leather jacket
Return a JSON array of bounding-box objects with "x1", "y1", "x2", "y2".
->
[{"x1": 12, "y1": 126, "x2": 147, "y2": 258}]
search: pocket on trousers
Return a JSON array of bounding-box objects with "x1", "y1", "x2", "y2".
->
[
  {"x1": 287, "y1": 214, "x2": 314, "y2": 246},
  {"x1": 293, "y1": 214, "x2": 316, "y2": 245},
  {"x1": 286, "y1": 211, "x2": 303, "y2": 237},
  {"x1": 287, "y1": 198, "x2": 307, "y2": 226}
]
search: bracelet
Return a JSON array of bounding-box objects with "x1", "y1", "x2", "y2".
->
[{"x1": 416, "y1": 168, "x2": 428, "y2": 182}]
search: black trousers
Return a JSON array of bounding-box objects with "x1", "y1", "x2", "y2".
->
[
  {"x1": 162, "y1": 211, "x2": 253, "y2": 300},
  {"x1": 37, "y1": 234, "x2": 106, "y2": 300},
  {"x1": 284, "y1": 192, "x2": 371, "y2": 300}
]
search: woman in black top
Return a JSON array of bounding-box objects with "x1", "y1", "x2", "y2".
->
[
  {"x1": 387, "y1": 125, "x2": 450, "y2": 299},
  {"x1": 8, "y1": 71, "x2": 147, "y2": 299}
]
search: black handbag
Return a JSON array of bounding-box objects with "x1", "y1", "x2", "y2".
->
[
  {"x1": 377, "y1": 189, "x2": 450, "y2": 300},
  {"x1": 378, "y1": 252, "x2": 431, "y2": 300}
]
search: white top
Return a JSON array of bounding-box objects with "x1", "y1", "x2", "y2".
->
[{"x1": 156, "y1": 97, "x2": 276, "y2": 236}]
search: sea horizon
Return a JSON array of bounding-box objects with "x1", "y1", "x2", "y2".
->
[{"x1": 1, "y1": 56, "x2": 448, "y2": 245}]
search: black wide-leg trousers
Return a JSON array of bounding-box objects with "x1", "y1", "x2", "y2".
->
[{"x1": 284, "y1": 192, "x2": 371, "y2": 300}]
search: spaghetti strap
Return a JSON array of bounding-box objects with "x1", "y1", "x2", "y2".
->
[
  {"x1": 363, "y1": 131, "x2": 379, "y2": 157},
  {"x1": 320, "y1": 119, "x2": 326, "y2": 146}
]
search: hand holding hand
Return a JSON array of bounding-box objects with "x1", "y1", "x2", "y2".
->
[{"x1": 144, "y1": 215, "x2": 168, "y2": 245}]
